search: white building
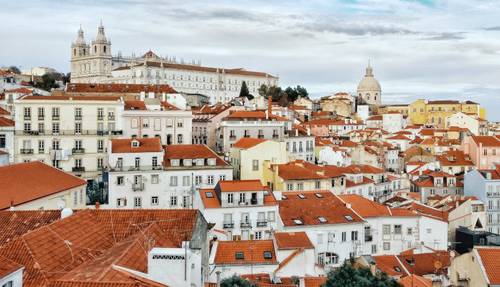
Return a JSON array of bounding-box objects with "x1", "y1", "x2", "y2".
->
[
  {"x1": 464, "y1": 167, "x2": 500, "y2": 234},
  {"x1": 339, "y1": 194, "x2": 448, "y2": 255},
  {"x1": 382, "y1": 112, "x2": 405, "y2": 133},
  {"x1": 446, "y1": 111, "x2": 488, "y2": 135},
  {"x1": 0, "y1": 116, "x2": 14, "y2": 162},
  {"x1": 70, "y1": 25, "x2": 278, "y2": 104},
  {"x1": 122, "y1": 97, "x2": 192, "y2": 145},
  {"x1": 0, "y1": 256, "x2": 23, "y2": 287},
  {"x1": 278, "y1": 190, "x2": 366, "y2": 269},
  {"x1": 197, "y1": 180, "x2": 279, "y2": 241},
  {"x1": 13, "y1": 95, "x2": 124, "y2": 179}
]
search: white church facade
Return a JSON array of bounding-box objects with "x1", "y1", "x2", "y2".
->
[{"x1": 70, "y1": 24, "x2": 278, "y2": 104}]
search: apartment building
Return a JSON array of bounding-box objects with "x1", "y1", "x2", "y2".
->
[
  {"x1": 192, "y1": 104, "x2": 244, "y2": 148},
  {"x1": 462, "y1": 135, "x2": 500, "y2": 169},
  {"x1": 412, "y1": 171, "x2": 463, "y2": 203}
]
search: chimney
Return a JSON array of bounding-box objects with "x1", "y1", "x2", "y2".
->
[
  {"x1": 162, "y1": 93, "x2": 166, "y2": 102},
  {"x1": 307, "y1": 127, "x2": 311, "y2": 136},
  {"x1": 140, "y1": 91, "x2": 145, "y2": 101},
  {"x1": 268, "y1": 96, "x2": 272, "y2": 116},
  {"x1": 295, "y1": 129, "x2": 299, "y2": 136},
  {"x1": 216, "y1": 271, "x2": 222, "y2": 287},
  {"x1": 95, "y1": 201, "x2": 100, "y2": 209}
]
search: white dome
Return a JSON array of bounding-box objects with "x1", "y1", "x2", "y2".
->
[{"x1": 357, "y1": 64, "x2": 381, "y2": 92}]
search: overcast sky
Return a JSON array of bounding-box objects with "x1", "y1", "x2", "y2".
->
[{"x1": 1, "y1": 0, "x2": 500, "y2": 120}]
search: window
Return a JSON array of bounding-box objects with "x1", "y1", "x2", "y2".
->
[
  {"x1": 255, "y1": 231, "x2": 263, "y2": 240},
  {"x1": 371, "y1": 244, "x2": 377, "y2": 254},
  {"x1": 117, "y1": 198, "x2": 126, "y2": 207},
  {"x1": 0, "y1": 134, "x2": 5, "y2": 148},
  {"x1": 177, "y1": 134, "x2": 183, "y2": 144},
  {"x1": 341, "y1": 232, "x2": 347, "y2": 242},
  {"x1": 183, "y1": 175, "x2": 190, "y2": 186},
  {"x1": 383, "y1": 224, "x2": 391, "y2": 236},
  {"x1": 38, "y1": 140, "x2": 44, "y2": 153},
  {"x1": 134, "y1": 197, "x2": 142, "y2": 208},
  {"x1": 252, "y1": 159, "x2": 259, "y2": 171},
  {"x1": 407, "y1": 228, "x2": 413, "y2": 235},
  {"x1": 383, "y1": 242, "x2": 390, "y2": 250},
  {"x1": 170, "y1": 176, "x2": 178, "y2": 186},
  {"x1": 286, "y1": 183, "x2": 293, "y2": 191},
  {"x1": 195, "y1": 175, "x2": 202, "y2": 185},
  {"x1": 351, "y1": 231, "x2": 358, "y2": 241},
  {"x1": 151, "y1": 196, "x2": 159, "y2": 205},
  {"x1": 315, "y1": 181, "x2": 321, "y2": 189},
  {"x1": 317, "y1": 233, "x2": 324, "y2": 244},
  {"x1": 170, "y1": 196, "x2": 178, "y2": 207},
  {"x1": 151, "y1": 174, "x2": 159, "y2": 184},
  {"x1": 97, "y1": 158, "x2": 103, "y2": 169},
  {"x1": 135, "y1": 157, "x2": 140, "y2": 168},
  {"x1": 227, "y1": 193, "x2": 234, "y2": 204},
  {"x1": 207, "y1": 175, "x2": 214, "y2": 185},
  {"x1": 52, "y1": 122, "x2": 60, "y2": 134},
  {"x1": 23, "y1": 122, "x2": 31, "y2": 132},
  {"x1": 297, "y1": 183, "x2": 304, "y2": 190},
  {"x1": 394, "y1": 224, "x2": 402, "y2": 235},
  {"x1": 268, "y1": 211, "x2": 276, "y2": 222},
  {"x1": 239, "y1": 193, "x2": 246, "y2": 203},
  {"x1": 38, "y1": 107, "x2": 44, "y2": 119}
]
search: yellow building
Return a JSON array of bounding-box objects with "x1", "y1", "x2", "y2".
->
[
  {"x1": 378, "y1": 104, "x2": 409, "y2": 116},
  {"x1": 230, "y1": 137, "x2": 288, "y2": 180},
  {"x1": 409, "y1": 99, "x2": 485, "y2": 128}
]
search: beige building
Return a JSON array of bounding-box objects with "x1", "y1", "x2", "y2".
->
[
  {"x1": 230, "y1": 137, "x2": 288, "y2": 180},
  {"x1": 450, "y1": 247, "x2": 500, "y2": 287},
  {"x1": 319, "y1": 92, "x2": 354, "y2": 117},
  {"x1": 357, "y1": 63, "x2": 381, "y2": 106},
  {"x1": 446, "y1": 111, "x2": 488, "y2": 135},
  {"x1": 0, "y1": 161, "x2": 87, "y2": 210}
]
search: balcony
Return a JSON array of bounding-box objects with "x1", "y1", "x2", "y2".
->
[
  {"x1": 251, "y1": 198, "x2": 258, "y2": 205},
  {"x1": 52, "y1": 115, "x2": 60, "y2": 121},
  {"x1": 243, "y1": 134, "x2": 250, "y2": 138},
  {"x1": 75, "y1": 115, "x2": 82, "y2": 120},
  {"x1": 229, "y1": 135, "x2": 236, "y2": 140},
  {"x1": 97, "y1": 148, "x2": 105, "y2": 153},
  {"x1": 20, "y1": 148, "x2": 34, "y2": 154},
  {"x1": 272, "y1": 134, "x2": 279, "y2": 139},
  {"x1": 108, "y1": 115, "x2": 115, "y2": 121},
  {"x1": 97, "y1": 130, "x2": 109, "y2": 136},
  {"x1": 111, "y1": 130, "x2": 123, "y2": 135},
  {"x1": 38, "y1": 115, "x2": 44, "y2": 120},
  {"x1": 258, "y1": 134, "x2": 264, "y2": 139},
  {"x1": 72, "y1": 167, "x2": 85, "y2": 172},
  {"x1": 240, "y1": 220, "x2": 252, "y2": 228},
  {"x1": 223, "y1": 221, "x2": 234, "y2": 229},
  {"x1": 364, "y1": 235, "x2": 373, "y2": 242},
  {"x1": 256, "y1": 220, "x2": 268, "y2": 227},
  {"x1": 132, "y1": 182, "x2": 145, "y2": 191},
  {"x1": 24, "y1": 115, "x2": 31, "y2": 120},
  {"x1": 72, "y1": 148, "x2": 85, "y2": 154},
  {"x1": 97, "y1": 115, "x2": 104, "y2": 120}
]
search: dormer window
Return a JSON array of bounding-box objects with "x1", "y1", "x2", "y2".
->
[
  {"x1": 183, "y1": 159, "x2": 192, "y2": 166},
  {"x1": 171, "y1": 159, "x2": 180, "y2": 167},
  {"x1": 196, "y1": 159, "x2": 204, "y2": 166},
  {"x1": 208, "y1": 158, "x2": 216, "y2": 166},
  {"x1": 293, "y1": 219, "x2": 303, "y2": 225},
  {"x1": 131, "y1": 140, "x2": 140, "y2": 148},
  {"x1": 318, "y1": 217, "x2": 327, "y2": 223}
]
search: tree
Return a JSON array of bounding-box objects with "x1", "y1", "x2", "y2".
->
[
  {"x1": 239, "y1": 81, "x2": 251, "y2": 99},
  {"x1": 8, "y1": 66, "x2": 21, "y2": 74},
  {"x1": 221, "y1": 275, "x2": 258, "y2": 287},
  {"x1": 34, "y1": 72, "x2": 60, "y2": 91},
  {"x1": 285, "y1": 86, "x2": 298, "y2": 102},
  {"x1": 62, "y1": 72, "x2": 71, "y2": 85},
  {"x1": 322, "y1": 263, "x2": 400, "y2": 287},
  {"x1": 258, "y1": 84, "x2": 268, "y2": 97},
  {"x1": 296, "y1": 85, "x2": 309, "y2": 99}
]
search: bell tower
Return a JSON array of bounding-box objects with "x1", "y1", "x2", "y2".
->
[
  {"x1": 89, "y1": 21, "x2": 112, "y2": 82},
  {"x1": 70, "y1": 26, "x2": 90, "y2": 83}
]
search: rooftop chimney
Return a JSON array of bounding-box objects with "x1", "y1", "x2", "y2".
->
[{"x1": 268, "y1": 96, "x2": 272, "y2": 117}]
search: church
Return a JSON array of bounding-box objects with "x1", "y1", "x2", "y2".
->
[
  {"x1": 356, "y1": 62, "x2": 382, "y2": 106},
  {"x1": 70, "y1": 24, "x2": 278, "y2": 104}
]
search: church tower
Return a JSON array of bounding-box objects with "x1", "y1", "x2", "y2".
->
[
  {"x1": 89, "y1": 22, "x2": 112, "y2": 82},
  {"x1": 70, "y1": 26, "x2": 91, "y2": 83},
  {"x1": 356, "y1": 62, "x2": 381, "y2": 106}
]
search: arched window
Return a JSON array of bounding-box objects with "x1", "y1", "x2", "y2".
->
[
  {"x1": 104, "y1": 46, "x2": 107, "y2": 53},
  {"x1": 94, "y1": 46, "x2": 97, "y2": 53},
  {"x1": 73, "y1": 49, "x2": 76, "y2": 56}
]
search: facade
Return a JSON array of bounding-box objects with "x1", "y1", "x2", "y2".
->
[
  {"x1": 446, "y1": 111, "x2": 488, "y2": 135},
  {"x1": 230, "y1": 138, "x2": 288, "y2": 180},
  {"x1": 450, "y1": 247, "x2": 500, "y2": 287},
  {"x1": 216, "y1": 110, "x2": 289, "y2": 154},
  {"x1": 462, "y1": 135, "x2": 500, "y2": 170},
  {"x1": 412, "y1": 171, "x2": 463, "y2": 203},
  {"x1": 197, "y1": 180, "x2": 279, "y2": 241},
  {"x1": 319, "y1": 93, "x2": 354, "y2": 117},
  {"x1": 13, "y1": 95, "x2": 124, "y2": 179},
  {"x1": 382, "y1": 112, "x2": 405, "y2": 133},
  {"x1": 284, "y1": 127, "x2": 315, "y2": 162},
  {"x1": 357, "y1": 63, "x2": 381, "y2": 106},
  {"x1": 0, "y1": 161, "x2": 87, "y2": 210},
  {"x1": 448, "y1": 198, "x2": 486, "y2": 242},
  {"x1": 122, "y1": 98, "x2": 192, "y2": 145},
  {"x1": 70, "y1": 26, "x2": 278, "y2": 104},
  {"x1": 464, "y1": 168, "x2": 500, "y2": 234},
  {"x1": 0, "y1": 116, "x2": 14, "y2": 162},
  {"x1": 409, "y1": 99, "x2": 485, "y2": 128}
]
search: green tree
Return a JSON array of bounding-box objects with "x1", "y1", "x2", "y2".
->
[
  {"x1": 221, "y1": 275, "x2": 257, "y2": 287},
  {"x1": 8, "y1": 66, "x2": 21, "y2": 74},
  {"x1": 239, "y1": 81, "x2": 251, "y2": 99},
  {"x1": 285, "y1": 86, "x2": 298, "y2": 102},
  {"x1": 258, "y1": 84, "x2": 268, "y2": 97},
  {"x1": 296, "y1": 85, "x2": 309, "y2": 99},
  {"x1": 34, "y1": 72, "x2": 60, "y2": 91},
  {"x1": 322, "y1": 263, "x2": 400, "y2": 287}
]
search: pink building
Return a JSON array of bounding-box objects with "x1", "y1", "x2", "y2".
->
[{"x1": 462, "y1": 135, "x2": 500, "y2": 169}]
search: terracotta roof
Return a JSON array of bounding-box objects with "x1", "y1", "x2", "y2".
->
[
  {"x1": 279, "y1": 191, "x2": 364, "y2": 226},
  {"x1": 225, "y1": 110, "x2": 286, "y2": 121},
  {"x1": 0, "y1": 116, "x2": 14, "y2": 127},
  {"x1": 163, "y1": 144, "x2": 228, "y2": 167},
  {"x1": 272, "y1": 160, "x2": 328, "y2": 180},
  {"x1": 5, "y1": 87, "x2": 32, "y2": 94},
  {"x1": 0, "y1": 106, "x2": 10, "y2": 115},
  {"x1": 398, "y1": 202, "x2": 449, "y2": 222},
  {"x1": 367, "y1": 115, "x2": 383, "y2": 121},
  {"x1": 66, "y1": 83, "x2": 177, "y2": 94},
  {"x1": 21, "y1": 95, "x2": 122, "y2": 101},
  {"x1": 472, "y1": 135, "x2": 500, "y2": 147},
  {"x1": 111, "y1": 138, "x2": 162, "y2": 153},
  {"x1": 218, "y1": 180, "x2": 264, "y2": 192},
  {"x1": 0, "y1": 162, "x2": 87, "y2": 210},
  {"x1": 240, "y1": 274, "x2": 296, "y2": 287},
  {"x1": 387, "y1": 134, "x2": 411, "y2": 141},
  {"x1": 397, "y1": 249, "x2": 450, "y2": 276},
  {"x1": 0, "y1": 255, "x2": 23, "y2": 278},
  {"x1": 436, "y1": 150, "x2": 474, "y2": 167},
  {"x1": 399, "y1": 275, "x2": 432, "y2": 287},
  {"x1": 476, "y1": 247, "x2": 500, "y2": 285},
  {"x1": 303, "y1": 277, "x2": 327, "y2": 287},
  {"x1": 274, "y1": 232, "x2": 314, "y2": 250},
  {"x1": 124, "y1": 100, "x2": 146, "y2": 110},
  {"x1": 345, "y1": 177, "x2": 374, "y2": 188},
  {"x1": 0, "y1": 210, "x2": 61, "y2": 246},
  {"x1": 0, "y1": 209, "x2": 199, "y2": 287},
  {"x1": 233, "y1": 138, "x2": 268, "y2": 149},
  {"x1": 214, "y1": 240, "x2": 277, "y2": 265},
  {"x1": 198, "y1": 187, "x2": 276, "y2": 209},
  {"x1": 373, "y1": 255, "x2": 407, "y2": 276}
]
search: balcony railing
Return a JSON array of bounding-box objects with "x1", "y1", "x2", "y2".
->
[
  {"x1": 223, "y1": 221, "x2": 234, "y2": 229},
  {"x1": 256, "y1": 220, "x2": 268, "y2": 227},
  {"x1": 108, "y1": 115, "x2": 115, "y2": 121},
  {"x1": 20, "y1": 148, "x2": 34, "y2": 154},
  {"x1": 38, "y1": 115, "x2": 44, "y2": 120},
  {"x1": 75, "y1": 115, "x2": 82, "y2": 120},
  {"x1": 272, "y1": 134, "x2": 279, "y2": 139},
  {"x1": 240, "y1": 220, "x2": 252, "y2": 228},
  {"x1": 109, "y1": 165, "x2": 163, "y2": 172},
  {"x1": 72, "y1": 167, "x2": 85, "y2": 172},
  {"x1": 132, "y1": 183, "x2": 145, "y2": 191},
  {"x1": 97, "y1": 115, "x2": 104, "y2": 120},
  {"x1": 52, "y1": 115, "x2": 60, "y2": 120},
  {"x1": 97, "y1": 148, "x2": 105, "y2": 153},
  {"x1": 111, "y1": 130, "x2": 123, "y2": 135},
  {"x1": 24, "y1": 115, "x2": 31, "y2": 120},
  {"x1": 365, "y1": 235, "x2": 373, "y2": 242},
  {"x1": 72, "y1": 148, "x2": 85, "y2": 154},
  {"x1": 15, "y1": 129, "x2": 121, "y2": 136},
  {"x1": 258, "y1": 134, "x2": 264, "y2": 138}
]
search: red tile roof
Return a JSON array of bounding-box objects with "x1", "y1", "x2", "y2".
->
[
  {"x1": 214, "y1": 240, "x2": 277, "y2": 265},
  {"x1": 387, "y1": 134, "x2": 411, "y2": 140},
  {"x1": 274, "y1": 232, "x2": 314, "y2": 250},
  {"x1": 0, "y1": 209, "x2": 199, "y2": 287},
  {"x1": 279, "y1": 191, "x2": 364, "y2": 226},
  {"x1": 124, "y1": 100, "x2": 146, "y2": 110},
  {"x1": 0, "y1": 255, "x2": 22, "y2": 278},
  {"x1": 0, "y1": 210, "x2": 61, "y2": 246},
  {"x1": 21, "y1": 95, "x2": 122, "y2": 101},
  {"x1": 0, "y1": 162, "x2": 87, "y2": 210},
  {"x1": 476, "y1": 247, "x2": 500, "y2": 285},
  {"x1": 163, "y1": 144, "x2": 228, "y2": 167},
  {"x1": 233, "y1": 138, "x2": 268, "y2": 149},
  {"x1": 399, "y1": 274, "x2": 432, "y2": 287},
  {"x1": 373, "y1": 255, "x2": 407, "y2": 276},
  {"x1": 303, "y1": 277, "x2": 327, "y2": 287},
  {"x1": 0, "y1": 116, "x2": 14, "y2": 127},
  {"x1": 0, "y1": 106, "x2": 10, "y2": 115},
  {"x1": 472, "y1": 135, "x2": 500, "y2": 147},
  {"x1": 272, "y1": 160, "x2": 328, "y2": 180},
  {"x1": 218, "y1": 180, "x2": 264, "y2": 192},
  {"x1": 111, "y1": 138, "x2": 162, "y2": 153},
  {"x1": 66, "y1": 83, "x2": 177, "y2": 94},
  {"x1": 225, "y1": 110, "x2": 286, "y2": 121}
]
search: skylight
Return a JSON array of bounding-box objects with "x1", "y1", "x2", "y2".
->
[
  {"x1": 318, "y1": 217, "x2": 327, "y2": 223},
  {"x1": 298, "y1": 194, "x2": 306, "y2": 199},
  {"x1": 205, "y1": 192, "x2": 213, "y2": 198},
  {"x1": 344, "y1": 215, "x2": 353, "y2": 221},
  {"x1": 315, "y1": 193, "x2": 323, "y2": 198},
  {"x1": 293, "y1": 219, "x2": 303, "y2": 225},
  {"x1": 235, "y1": 252, "x2": 244, "y2": 260},
  {"x1": 263, "y1": 251, "x2": 273, "y2": 259}
]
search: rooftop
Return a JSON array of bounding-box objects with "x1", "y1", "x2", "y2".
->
[
  {"x1": 111, "y1": 138, "x2": 163, "y2": 153},
  {"x1": 214, "y1": 240, "x2": 277, "y2": 265},
  {"x1": 274, "y1": 232, "x2": 314, "y2": 250}
]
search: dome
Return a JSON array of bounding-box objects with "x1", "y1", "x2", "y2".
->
[{"x1": 357, "y1": 64, "x2": 381, "y2": 92}]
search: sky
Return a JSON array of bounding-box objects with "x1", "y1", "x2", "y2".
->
[{"x1": 1, "y1": 0, "x2": 500, "y2": 120}]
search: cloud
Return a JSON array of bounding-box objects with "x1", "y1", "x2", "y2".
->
[
  {"x1": 483, "y1": 26, "x2": 500, "y2": 31},
  {"x1": 423, "y1": 32, "x2": 466, "y2": 41},
  {"x1": 300, "y1": 21, "x2": 417, "y2": 36}
]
